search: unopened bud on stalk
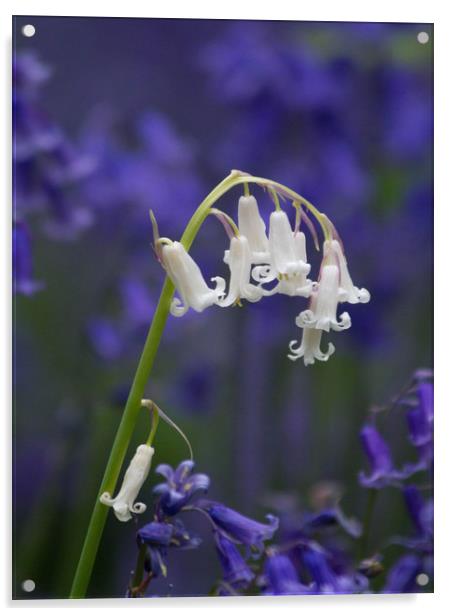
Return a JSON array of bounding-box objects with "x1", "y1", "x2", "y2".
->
[{"x1": 100, "y1": 444, "x2": 154, "y2": 522}]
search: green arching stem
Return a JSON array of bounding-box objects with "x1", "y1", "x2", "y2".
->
[
  {"x1": 69, "y1": 170, "x2": 329, "y2": 598},
  {"x1": 69, "y1": 171, "x2": 240, "y2": 598},
  {"x1": 226, "y1": 173, "x2": 330, "y2": 239}
]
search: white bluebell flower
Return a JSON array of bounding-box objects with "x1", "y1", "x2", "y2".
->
[
  {"x1": 330, "y1": 239, "x2": 370, "y2": 304},
  {"x1": 161, "y1": 241, "x2": 226, "y2": 316},
  {"x1": 253, "y1": 229, "x2": 312, "y2": 297},
  {"x1": 296, "y1": 262, "x2": 351, "y2": 333},
  {"x1": 220, "y1": 235, "x2": 264, "y2": 306},
  {"x1": 237, "y1": 195, "x2": 270, "y2": 263},
  {"x1": 268, "y1": 210, "x2": 311, "y2": 278},
  {"x1": 100, "y1": 444, "x2": 154, "y2": 522}
]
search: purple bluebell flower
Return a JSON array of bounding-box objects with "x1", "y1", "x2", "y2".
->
[
  {"x1": 404, "y1": 486, "x2": 433, "y2": 546},
  {"x1": 214, "y1": 532, "x2": 254, "y2": 591},
  {"x1": 198, "y1": 500, "x2": 279, "y2": 555},
  {"x1": 391, "y1": 486, "x2": 433, "y2": 556},
  {"x1": 153, "y1": 460, "x2": 210, "y2": 516},
  {"x1": 13, "y1": 51, "x2": 51, "y2": 92},
  {"x1": 383, "y1": 554, "x2": 422, "y2": 593},
  {"x1": 386, "y1": 488, "x2": 433, "y2": 592},
  {"x1": 263, "y1": 553, "x2": 310, "y2": 595},
  {"x1": 358, "y1": 425, "x2": 416, "y2": 489},
  {"x1": 13, "y1": 53, "x2": 60, "y2": 163},
  {"x1": 137, "y1": 519, "x2": 200, "y2": 578},
  {"x1": 137, "y1": 521, "x2": 173, "y2": 578},
  {"x1": 301, "y1": 542, "x2": 368, "y2": 594},
  {"x1": 13, "y1": 52, "x2": 95, "y2": 239},
  {"x1": 405, "y1": 380, "x2": 433, "y2": 469},
  {"x1": 13, "y1": 221, "x2": 43, "y2": 295}
]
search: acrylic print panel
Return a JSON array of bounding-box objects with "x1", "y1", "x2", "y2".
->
[{"x1": 12, "y1": 15, "x2": 433, "y2": 600}]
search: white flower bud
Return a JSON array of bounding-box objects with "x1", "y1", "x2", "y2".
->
[
  {"x1": 100, "y1": 444, "x2": 154, "y2": 522},
  {"x1": 161, "y1": 241, "x2": 226, "y2": 316}
]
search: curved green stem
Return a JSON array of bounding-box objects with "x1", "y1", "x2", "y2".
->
[
  {"x1": 69, "y1": 170, "x2": 328, "y2": 598},
  {"x1": 69, "y1": 171, "x2": 240, "y2": 598}
]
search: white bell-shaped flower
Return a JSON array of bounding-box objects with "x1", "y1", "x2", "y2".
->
[
  {"x1": 297, "y1": 263, "x2": 351, "y2": 332},
  {"x1": 100, "y1": 444, "x2": 154, "y2": 522},
  {"x1": 252, "y1": 230, "x2": 312, "y2": 297},
  {"x1": 268, "y1": 210, "x2": 311, "y2": 278},
  {"x1": 238, "y1": 195, "x2": 270, "y2": 263},
  {"x1": 219, "y1": 235, "x2": 263, "y2": 307},
  {"x1": 329, "y1": 239, "x2": 370, "y2": 304},
  {"x1": 288, "y1": 326, "x2": 335, "y2": 365},
  {"x1": 162, "y1": 241, "x2": 226, "y2": 317}
]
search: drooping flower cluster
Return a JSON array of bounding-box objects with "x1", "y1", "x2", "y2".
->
[
  {"x1": 131, "y1": 459, "x2": 279, "y2": 597},
  {"x1": 158, "y1": 190, "x2": 370, "y2": 365},
  {"x1": 258, "y1": 499, "x2": 368, "y2": 596}
]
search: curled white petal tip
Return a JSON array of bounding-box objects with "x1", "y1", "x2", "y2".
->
[
  {"x1": 287, "y1": 328, "x2": 335, "y2": 365},
  {"x1": 295, "y1": 309, "x2": 316, "y2": 328},
  {"x1": 99, "y1": 444, "x2": 154, "y2": 522},
  {"x1": 332, "y1": 311, "x2": 352, "y2": 331},
  {"x1": 130, "y1": 502, "x2": 147, "y2": 514},
  {"x1": 99, "y1": 492, "x2": 115, "y2": 506},
  {"x1": 170, "y1": 297, "x2": 189, "y2": 317},
  {"x1": 356, "y1": 287, "x2": 371, "y2": 304}
]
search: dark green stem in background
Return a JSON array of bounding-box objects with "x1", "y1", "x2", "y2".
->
[
  {"x1": 129, "y1": 543, "x2": 150, "y2": 597},
  {"x1": 359, "y1": 489, "x2": 378, "y2": 561}
]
